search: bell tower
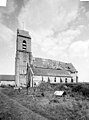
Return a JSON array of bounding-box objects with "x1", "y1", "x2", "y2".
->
[{"x1": 15, "y1": 29, "x2": 32, "y2": 87}]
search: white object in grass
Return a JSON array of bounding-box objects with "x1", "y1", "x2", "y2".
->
[{"x1": 54, "y1": 91, "x2": 64, "y2": 96}]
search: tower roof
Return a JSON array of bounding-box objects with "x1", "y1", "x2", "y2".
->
[{"x1": 17, "y1": 29, "x2": 31, "y2": 38}]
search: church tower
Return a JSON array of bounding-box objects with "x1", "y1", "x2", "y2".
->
[{"x1": 15, "y1": 29, "x2": 32, "y2": 87}]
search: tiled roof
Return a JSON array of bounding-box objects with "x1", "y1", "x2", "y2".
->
[
  {"x1": 62, "y1": 63, "x2": 77, "y2": 73},
  {"x1": 32, "y1": 67, "x2": 71, "y2": 77},
  {"x1": 32, "y1": 57, "x2": 77, "y2": 73},
  {"x1": 0, "y1": 75, "x2": 15, "y2": 81},
  {"x1": 32, "y1": 57, "x2": 63, "y2": 70}
]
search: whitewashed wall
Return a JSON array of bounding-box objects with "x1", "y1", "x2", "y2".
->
[
  {"x1": 49, "y1": 77, "x2": 54, "y2": 83},
  {"x1": 43, "y1": 76, "x2": 48, "y2": 82},
  {"x1": 33, "y1": 76, "x2": 42, "y2": 86},
  {"x1": 55, "y1": 77, "x2": 60, "y2": 83},
  {"x1": 32, "y1": 75, "x2": 72, "y2": 86},
  {"x1": 61, "y1": 77, "x2": 65, "y2": 83},
  {"x1": 71, "y1": 72, "x2": 77, "y2": 83},
  {"x1": 19, "y1": 75, "x2": 27, "y2": 87},
  {"x1": 0, "y1": 81, "x2": 15, "y2": 86},
  {"x1": 67, "y1": 77, "x2": 71, "y2": 83}
]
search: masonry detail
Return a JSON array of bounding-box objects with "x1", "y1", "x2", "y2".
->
[{"x1": 15, "y1": 29, "x2": 32, "y2": 87}]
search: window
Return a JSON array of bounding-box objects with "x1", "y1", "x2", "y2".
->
[
  {"x1": 67, "y1": 66, "x2": 70, "y2": 69},
  {"x1": 54, "y1": 77, "x2": 56, "y2": 82},
  {"x1": 22, "y1": 40, "x2": 27, "y2": 50},
  {"x1": 71, "y1": 78, "x2": 73, "y2": 83},
  {"x1": 48, "y1": 77, "x2": 50, "y2": 83},
  {"x1": 76, "y1": 76, "x2": 78, "y2": 83},
  {"x1": 34, "y1": 82, "x2": 36, "y2": 87},
  {"x1": 60, "y1": 78, "x2": 62, "y2": 83},
  {"x1": 65, "y1": 78, "x2": 67, "y2": 83},
  {"x1": 42, "y1": 76, "x2": 43, "y2": 81}
]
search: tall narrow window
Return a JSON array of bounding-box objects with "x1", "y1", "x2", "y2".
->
[
  {"x1": 71, "y1": 78, "x2": 73, "y2": 83},
  {"x1": 48, "y1": 77, "x2": 50, "y2": 83},
  {"x1": 76, "y1": 76, "x2": 78, "y2": 83},
  {"x1": 65, "y1": 78, "x2": 67, "y2": 83},
  {"x1": 42, "y1": 76, "x2": 43, "y2": 81},
  {"x1": 60, "y1": 78, "x2": 62, "y2": 83},
  {"x1": 22, "y1": 40, "x2": 27, "y2": 50},
  {"x1": 54, "y1": 77, "x2": 56, "y2": 82}
]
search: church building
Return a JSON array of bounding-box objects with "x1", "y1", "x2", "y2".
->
[{"x1": 15, "y1": 29, "x2": 78, "y2": 87}]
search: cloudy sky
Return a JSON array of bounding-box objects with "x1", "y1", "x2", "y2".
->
[{"x1": 0, "y1": 0, "x2": 89, "y2": 82}]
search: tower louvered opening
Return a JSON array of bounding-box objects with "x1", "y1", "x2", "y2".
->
[{"x1": 22, "y1": 40, "x2": 27, "y2": 50}]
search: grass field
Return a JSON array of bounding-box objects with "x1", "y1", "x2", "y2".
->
[
  {"x1": 1, "y1": 83, "x2": 89, "y2": 120},
  {"x1": 0, "y1": 88, "x2": 48, "y2": 120}
]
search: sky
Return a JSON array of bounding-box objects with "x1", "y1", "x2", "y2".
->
[{"x1": 0, "y1": 0, "x2": 89, "y2": 82}]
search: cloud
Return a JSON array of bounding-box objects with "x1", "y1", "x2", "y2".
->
[
  {"x1": 0, "y1": 0, "x2": 7, "y2": 6},
  {"x1": 18, "y1": 0, "x2": 80, "y2": 60},
  {"x1": 6, "y1": 0, "x2": 17, "y2": 14},
  {"x1": 0, "y1": 0, "x2": 17, "y2": 15},
  {"x1": 0, "y1": 23, "x2": 15, "y2": 43},
  {"x1": 86, "y1": 11, "x2": 89, "y2": 19},
  {"x1": 68, "y1": 39, "x2": 89, "y2": 82},
  {"x1": 0, "y1": 0, "x2": 16, "y2": 43},
  {"x1": 18, "y1": 0, "x2": 79, "y2": 34},
  {"x1": 18, "y1": 0, "x2": 89, "y2": 82},
  {"x1": 0, "y1": 0, "x2": 16, "y2": 75},
  {"x1": 0, "y1": 23, "x2": 15, "y2": 74},
  {"x1": 31, "y1": 28, "x2": 80, "y2": 62},
  {"x1": 69, "y1": 40, "x2": 89, "y2": 58}
]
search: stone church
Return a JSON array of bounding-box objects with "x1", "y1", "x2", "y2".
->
[{"x1": 15, "y1": 29, "x2": 78, "y2": 87}]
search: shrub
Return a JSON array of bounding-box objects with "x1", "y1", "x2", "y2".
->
[
  {"x1": 1, "y1": 84, "x2": 6, "y2": 88},
  {"x1": 38, "y1": 82, "x2": 52, "y2": 92},
  {"x1": 72, "y1": 84, "x2": 89, "y2": 97}
]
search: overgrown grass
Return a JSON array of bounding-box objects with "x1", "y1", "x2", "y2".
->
[
  {"x1": 1, "y1": 83, "x2": 89, "y2": 120},
  {"x1": 0, "y1": 90, "x2": 48, "y2": 120}
]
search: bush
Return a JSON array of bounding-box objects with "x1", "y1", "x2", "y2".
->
[
  {"x1": 1, "y1": 84, "x2": 6, "y2": 88},
  {"x1": 72, "y1": 84, "x2": 89, "y2": 97},
  {"x1": 38, "y1": 82, "x2": 52, "y2": 92}
]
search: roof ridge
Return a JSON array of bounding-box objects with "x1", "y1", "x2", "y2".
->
[{"x1": 34, "y1": 57, "x2": 65, "y2": 63}]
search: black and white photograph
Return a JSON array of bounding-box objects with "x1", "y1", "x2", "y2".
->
[{"x1": 0, "y1": 0, "x2": 89, "y2": 120}]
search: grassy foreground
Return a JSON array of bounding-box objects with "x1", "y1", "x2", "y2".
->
[
  {"x1": 0, "y1": 90, "x2": 48, "y2": 120},
  {"x1": 1, "y1": 83, "x2": 89, "y2": 120}
]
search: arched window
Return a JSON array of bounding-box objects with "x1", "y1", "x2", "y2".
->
[{"x1": 22, "y1": 40, "x2": 27, "y2": 50}]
